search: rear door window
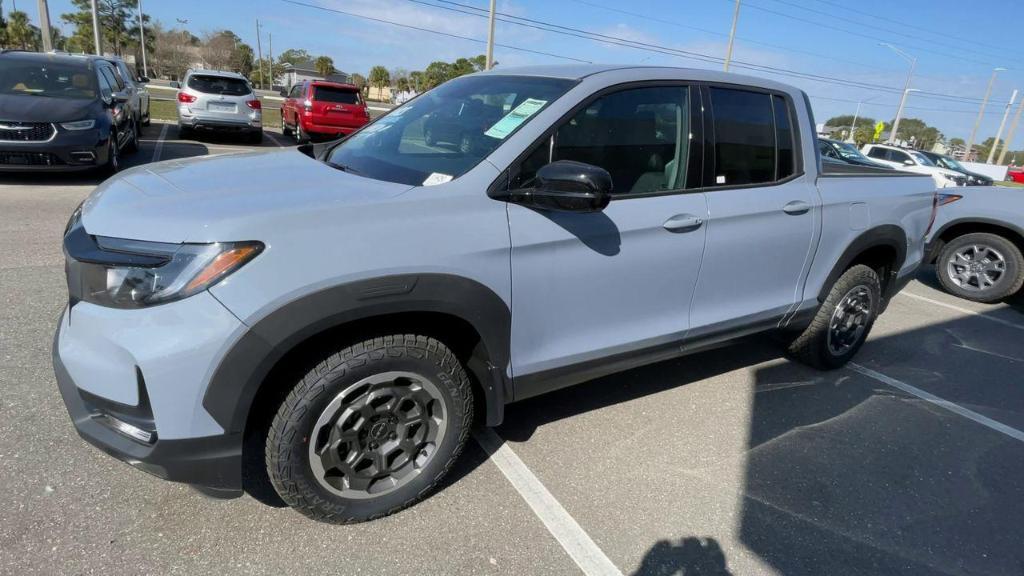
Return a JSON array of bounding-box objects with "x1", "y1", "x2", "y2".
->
[
  {"x1": 867, "y1": 147, "x2": 888, "y2": 160},
  {"x1": 99, "y1": 66, "x2": 122, "y2": 92},
  {"x1": 314, "y1": 85, "x2": 361, "y2": 105},
  {"x1": 188, "y1": 75, "x2": 251, "y2": 96},
  {"x1": 708, "y1": 87, "x2": 776, "y2": 186}
]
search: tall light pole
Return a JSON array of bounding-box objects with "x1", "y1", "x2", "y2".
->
[
  {"x1": 90, "y1": 0, "x2": 102, "y2": 55},
  {"x1": 268, "y1": 32, "x2": 273, "y2": 86},
  {"x1": 485, "y1": 0, "x2": 496, "y2": 70},
  {"x1": 988, "y1": 89, "x2": 1018, "y2": 164},
  {"x1": 723, "y1": 0, "x2": 741, "y2": 72},
  {"x1": 37, "y1": 0, "x2": 53, "y2": 52},
  {"x1": 966, "y1": 67, "x2": 1005, "y2": 162},
  {"x1": 880, "y1": 43, "x2": 915, "y2": 145},
  {"x1": 255, "y1": 19, "x2": 265, "y2": 90},
  {"x1": 848, "y1": 96, "x2": 879, "y2": 143},
  {"x1": 997, "y1": 95, "x2": 1024, "y2": 166},
  {"x1": 137, "y1": 0, "x2": 148, "y2": 77}
]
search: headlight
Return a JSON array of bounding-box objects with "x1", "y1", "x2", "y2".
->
[
  {"x1": 61, "y1": 119, "x2": 96, "y2": 131},
  {"x1": 64, "y1": 223, "x2": 262, "y2": 308}
]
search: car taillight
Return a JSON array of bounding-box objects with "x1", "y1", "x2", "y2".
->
[
  {"x1": 923, "y1": 192, "x2": 962, "y2": 238},
  {"x1": 177, "y1": 92, "x2": 196, "y2": 103},
  {"x1": 246, "y1": 99, "x2": 262, "y2": 110},
  {"x1": 303, "y1": 99, "x2": 313, "y2": 112}
]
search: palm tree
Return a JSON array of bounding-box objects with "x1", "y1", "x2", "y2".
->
[
  {"x1": 314, "y1": 55, "x2": 335, "y2": 78},
  {"x1": 368, "y1": 65, "x2": 390, "y2": 100},
  {"x1": 7, "y1": 11, "x2": 33, "y2": 50}
]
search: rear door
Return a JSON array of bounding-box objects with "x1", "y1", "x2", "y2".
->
[
  {"x1": 507, "y1": 84, "x2": 709, "y2": 386},
  {"x1": 311, "y1": 84, "x2": 364, "y2": 128},
  {"x1": 686, "y1": 86, "x2": 818, "y2": 336}
]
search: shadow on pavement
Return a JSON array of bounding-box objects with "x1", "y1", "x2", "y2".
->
[
  {"x1": 632, "y1": 537, "x2": 733, "y2": 576},
  {"x1": 916, "y1": 265, "x2": 1024, "y2": 315}
]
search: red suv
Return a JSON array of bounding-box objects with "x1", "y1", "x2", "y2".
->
[{"x1": 280, "y1": 80, "x2": 370, "y2": 143}]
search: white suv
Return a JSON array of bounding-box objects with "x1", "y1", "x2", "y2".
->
[
  {"x1": 862, "y1": 144, "x2": 965, "y2": 188},
  {"x1": 172, "y1": 70, "x2": 262, "y2": 142}
]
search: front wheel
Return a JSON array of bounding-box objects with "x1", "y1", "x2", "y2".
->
[
  {"x1": 787, "y1": 264, "x2": 881, "y2": 370},
  {"x1": 936, "y1": 232, "x2": 1024, "y2": 303},
  {"x1": 266, "y1": 335, "x2": 473, "y2": 524}
]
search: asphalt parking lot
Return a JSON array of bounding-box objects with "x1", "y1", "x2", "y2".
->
[{"x1": 2, "y1": 127, "x2": 1023, "y2": 575}]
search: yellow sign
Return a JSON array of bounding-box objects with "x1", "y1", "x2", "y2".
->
[{"x1": 873, "y1": 121, "x2": 885, "y2": 142}]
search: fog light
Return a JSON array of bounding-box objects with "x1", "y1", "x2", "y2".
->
[
  {"x1": 69, "y1": 151, "x2": 96, "y2": 163},
  {"x1": 94, "y1": 414, "x2": 155, "y2": 444}
]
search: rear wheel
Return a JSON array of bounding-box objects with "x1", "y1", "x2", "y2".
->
[
  {"x1": 99, "y1": 134, "x2": 120, "y2": 176},
  {"x1": 787, "y1": 264, "x2": 881, "y2": 370},
  {"x1": 294, "y1": 122, "x2": 308, "y2": 144},
  {"x1": 936, "y1": 232, "x2": 1024, "y2": 303},
  {"x1": 266, "y1": 335, "x2": 473, "y2": 524},
  {"x1": 282, "y1": 115, "x2": 293, "y2": 138},
  {"x1": 123, "y1": 119, "x2": 139, "y2": 154}
]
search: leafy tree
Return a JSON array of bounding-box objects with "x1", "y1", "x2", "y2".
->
[
  {"x1": 151, "y1": 25, "x2": 198, "y2": 80},
  {"x1": 231, "y1": 43, "x2": 255, "y2": 77},
  {"x1": 368, "y1": 65, "x2": 390, "y2": 97},
  {"x1": 6, "y1": 10, "x2": 34, "y2": 50},
  {"x1": 201, "y1": 30, "x2": 241, "y2": 71},
  {"x1": 825, "y1": 115, "x2": 876, "y2": 130},
  {"x1": 277, "y1": 48, "x2": 310, "y2": 66},
  {"x1": 62, "y1": 0, "x2": 150, "y2": 56},
  {"x1": 949, "y1": 137, "x2": 965, "y2": 148},
  {"x1": 350, "y1": 72, "x2": 367, "y2": 91},
  {"x1": 408, "y1": 70, "x2": 423, "y2": 92},
  {"x1": 314, "y1": 55, "x2": 335, "y2": 77},
  {"x1": 396, "y1": 76, "x2": 410, "y2": 92}
]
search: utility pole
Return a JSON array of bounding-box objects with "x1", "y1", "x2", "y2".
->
[
  {"x1": 997, "y1": 96, "x2": 1024, "y2": 166},
  {"x1": 988, "y1": 89, "x2": 1018, "y2": 164},
  {"x1": 485, "y1": 0, "x2": 496, "y2": 70},
  {"x1": 848, "y1": 96, "x2": 877, "y2": 143},
  {"x1": 966, "y1": 67, "x2": 1005, "y2": 162},
  {"x1": 890, "y1": 88, "x2": 918, "y2": 145},
  {"x1": 723, "y1": 0, "x2": 740, "y2": 72},
  {"x1": 137, "y1": 0, "x2": 148, "y2": 77},
  {"x1": 90, "y1": 0, "x2": 102, "y2": 55},
  {"x1": 37, "y1": 0, "x2": 53, "y2": 52},
  {"x1": 880, "y1": 44, "x2": 915, "y2": 145},
  {"x1": 268, "y1": 32, "x2": 273, "y2": 87},
  {"x1": 255, "y1": 19, "x2": 265, "y2": 90}
]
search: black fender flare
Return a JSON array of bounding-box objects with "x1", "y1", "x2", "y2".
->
[
  {"x1": 202, "y1": 273, "x2": 512, "y2": 436},
  {"x1": 817, "y1": 224, "x2": 907, "y2": 303}
]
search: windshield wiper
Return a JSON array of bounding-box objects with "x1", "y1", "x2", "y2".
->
[{"x1": 326, "y1": 161, "x2": 363, "y2": 175}]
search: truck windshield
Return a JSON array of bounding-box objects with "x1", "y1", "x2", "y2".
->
[
  {"x1": 324, "y1": 75, "x2": 575, "y2": 186},
  {"x1": 0, "y1": 61, "x2": 97, "y2": 100}
]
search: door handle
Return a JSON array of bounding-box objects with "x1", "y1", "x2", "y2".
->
[
  {"x1": 783, "y1": 200, "x2": 811, "y2": 215},
  {"x1": 663, "y1": 214, "x2": 703, "y2": 232}
]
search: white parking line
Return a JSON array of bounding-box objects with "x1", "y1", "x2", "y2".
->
[
  {"x1": 473, "y1": 429, "x2": 622, "y2": 576},
  {"x1": 849, "y1": 363, "x2": 1024, "y2": 443},
  {"x1": 264, "y1": 131, "x2": 285, "y2": 148},
  {"x1": 899, "y1": 291, "x2": 1024, "y2": 331},
  {"x1": 151, "y1": 124, "x2": 169, "y2": 163}
]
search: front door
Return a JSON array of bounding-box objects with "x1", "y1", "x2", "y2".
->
[
  {"x1": 507, "y1": 85, "x2": 708, "y2": 390},
  {"x1": 687, "y1": 86, "x2": 818, "y2": 336}
]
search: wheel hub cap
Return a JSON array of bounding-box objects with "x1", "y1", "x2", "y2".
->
[
  {"x1": 307, "y1": 371, "x2": 447, "y2": 499},
  {"x1": 947, "y1": 244, "x2": 1005, "y2": 292},
  {"x1": 827, "y1": 285, "x2": 873, "y2": 356}
]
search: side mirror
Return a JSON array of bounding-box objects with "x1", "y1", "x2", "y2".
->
[
  {"x1": 138, "y1": 76, "x2": 150, "y2": 83},
  {"x1": 112, "y1": 92, "x2": 130, "y2": 104},
  {"x1": 903, "y1": 159, "x2": 915, "y2": 166},
  {"x1": 169, "y1": 81, "x2": 180, "y2": 89},
  {"x1": 507, "y1": 160, "x2": 613, "y2": 213}
]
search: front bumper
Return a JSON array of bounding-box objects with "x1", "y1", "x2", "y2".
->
[
  {"x1": 52, "y1": 295, "x2": 248, "y2": 493},
  {"x1": 0, "y1": 128, "x2": 108, "y2": 172}
]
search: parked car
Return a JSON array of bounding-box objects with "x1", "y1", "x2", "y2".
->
[
  {"x1": 0, "y1": 50, "x2": 138, "y2": 173},
  {"x1": 1006, "y1": 168, "x2": 1024, "y2": 184},
  {"x1": 281, "y1": 80, "x2": 369, "y2": 143},
  {"x1": 422, "y1": 97, "x2": 505, "y2": 153},
  {"x1": 104, "y1": 55, "x2": 151, "y2": 129},
  {"x1": 54, "y1": 65, "x2": 936, "y2": 524},
  {"x1": 917, "y1": 150, "x2": 992, "y2": 186},
  {"x1": 862, "y1": 143, "x2": 966, "y2": 188},
  {"x1": 818, "y1": 138, "x2": 889, "y2": 168},
  {"x1": 926, "y1": 188, "x2": 1024, "y2": 302},
  {"x1": 173, "y1": 70, "x2": 262, "y2": 142}
]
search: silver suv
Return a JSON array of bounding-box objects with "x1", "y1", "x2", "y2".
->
[{"x1": 172, "y1": 70, "x2": 262, "y2": 142}]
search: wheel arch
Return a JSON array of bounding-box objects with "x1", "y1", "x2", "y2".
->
[
  {"x1": 927, "y1": 218, "x2": 1024, "y2": 264},
  {"x1": 817, "y1": 225, "x2": 907, "y2": 304}
]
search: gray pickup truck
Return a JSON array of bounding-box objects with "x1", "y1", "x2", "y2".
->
[{"x1": 54, "y1": 65, "x2": 936, "y2": 524}]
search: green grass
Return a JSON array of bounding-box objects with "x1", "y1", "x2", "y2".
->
[
  {"x1": 997, "y1": 180, "x2": 1024, "y2": 188},
  {"x1": 148, "y1": 99, "x2": 282, "y2": 128}
]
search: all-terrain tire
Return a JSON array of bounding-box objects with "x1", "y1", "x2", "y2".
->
[
  {"x1": 787, "y1": 264, "x2": 881, "y2": 370},
  {"x1": 266, "y1": 335, "x2": 473, "y2": 524}
]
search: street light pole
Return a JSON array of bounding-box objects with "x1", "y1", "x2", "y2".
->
[
  {"x1": 723, "y1": 0, "x2": 740, "y2": 72},
  {"x1": 37, "y1": 0, "x2": 53, "y2": 52},
  {"x1": 485, "y1": 0, "x2": 496, "y2": 70},
  {"x1": 880, "y1": 43, "x2": 915, "y2": 145},
  {"x1": 255, "y1": 19, "x2": 265, "y2": 90},
  {"x1": 997, "y1": 96, "x2": 1024, "y2": 166},
  {"x1": 137, "y1": 0, "x2": 148, "y2": 77},
  {"x1": 966, "y1": 67, "x2": 1005, "y2": 162},
  {"x1": 988, "y1": 89, "x2": 1018, "y2": 164},
  {"x1": 90, "y1": 0, "x2": 102, "y2": 55},
  {"x1": 848, "y1": 96, "x2": 878, "y2": 143}
]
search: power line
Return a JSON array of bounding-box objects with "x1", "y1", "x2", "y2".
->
[
  {"x1": 278, "y1": 0, "x2": 592, "y2": 63},
  {"x1": 809, "y1": 94, "x2": 1005, "y2": 115}
]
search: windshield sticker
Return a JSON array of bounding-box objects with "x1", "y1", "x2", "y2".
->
[
  {"x1": 423, "y1": 172, "x2": 454, "y2": 186},
  {"x1": 484, "y1": 98, "x2": 548, "y2": 140}
]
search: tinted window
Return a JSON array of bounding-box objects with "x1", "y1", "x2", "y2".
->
[
  {"x1": 819, "y1": 141, "x2": 839, "y2": 159},
  {"x1": 867, "y1": 147, "x2": 888, "y2": 160},
  {"x1": 314, "y1": 85, "x2": 360, "y2": 104},
  {"x1": 773, "y1": 95, "x2": 795, "y2": 179},
  {"x1": 289, "y1": 84, "x2": 304, "y2": 99},
  {"x1": 188, "y1": 75, "x2": 251, "y2": 96},
  {"x1": 709, "y1": 87, "x2": 775, "y2": 186},
  {"x1": 550, "y1": 86, "x2": 690, "y2": 194},
  {"x1": 890, "y1": 150, "x2": 910, "y2": 163},
  {"x1": 0, "y1": 60, "x2": 97, "y2": 99},
  {"x1": 99, "y1": 66, "x2": 122, "y2": 92},
  {"x1": 96, "y1": 69, "x2": 113, "y2": 100}
]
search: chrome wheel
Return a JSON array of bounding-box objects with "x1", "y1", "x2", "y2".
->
[
  {"x1": 946, "y1": 244, "x2": 1006, "y2": 292},
  {"x1": 827, "y1": 285, "x2": 873, "y2": 356},
  {"x1": 308, "y1": 371, "x2": 447, "y2": 500}
]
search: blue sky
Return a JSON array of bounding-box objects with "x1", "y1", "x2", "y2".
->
[{"x1": 32, "y1": 0, "x2": 1024, "y2": 143}]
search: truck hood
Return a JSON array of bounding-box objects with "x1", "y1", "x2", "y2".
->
[{"x1": 81, "y1": 148, "x2": 415, "y2": 243}]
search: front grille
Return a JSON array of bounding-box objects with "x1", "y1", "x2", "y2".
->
[
  {"x1": 0, "y1": 121, "x2": 55, "y2": 142},
  {"x1": 0, "y1": 151, "x2": 64, "y2": 166}
]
